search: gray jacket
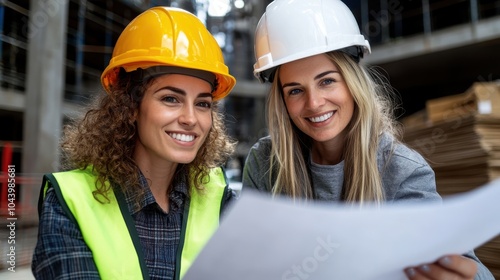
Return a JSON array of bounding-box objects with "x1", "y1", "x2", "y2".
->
[{"x1": 242, "y1": 134, "x2": 494, "y2": 279}]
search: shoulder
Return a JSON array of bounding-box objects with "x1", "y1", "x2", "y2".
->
[
  {"x1": 249, "y1": 135, "x2": 272, "y2": 153},
  {"x1": 242, "y1": 136, "x2": 273, "y2": 192},
  {"x1": 377, "y1": 133, "x2": 440, "y2": 202},
  {"x1": 40, "y1": 169, "x2": 97, "y2": 224},
  {"x1": 378, "y1": 133, "x2": 430, "y2": 170},
  {"x1": 45, "y1": 168, "x2": 97, "y2": 189},
  {"x1": 245, "y1": 136, "x2": 273, "y2": 169},
  {"x1": 48, "y1": 167, "x2": 104, "y2": 195}
]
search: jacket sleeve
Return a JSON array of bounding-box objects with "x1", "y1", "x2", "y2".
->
[
  {"x1": 391, "y1": 163, "x2": 442, "y2": 203},
  {"x1": 381, "y1": 142, "x2": 442, "y2": 203},
  {"x1": 241, "y1": 137, "x2": 273, "y2": 193},
  {"x1": 387, "y1": 150, "x2": 494, "y2": 279},
  {"x1": 463, "y1": 250, "x2": 496, "y2": 280},
  {"x1": 32, "y1": 187, "x2": 100, "y2": 280}
]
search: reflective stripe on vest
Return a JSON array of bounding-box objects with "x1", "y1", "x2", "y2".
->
[{"x1": 41, "y1": 166, "x2": 227, "y2": 280}]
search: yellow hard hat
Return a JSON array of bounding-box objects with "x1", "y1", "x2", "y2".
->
[{"x1": 101, "y1": 6, "x2": 236, "y2": 101}]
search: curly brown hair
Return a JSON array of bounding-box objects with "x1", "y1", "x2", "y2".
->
[{"x1": 61, "y1": 69, "x2": 236, "y2": 203}]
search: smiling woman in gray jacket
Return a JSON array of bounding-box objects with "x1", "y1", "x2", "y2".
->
[{"x1": 243, "y1": 0, "x2": 495, "y2": 279}]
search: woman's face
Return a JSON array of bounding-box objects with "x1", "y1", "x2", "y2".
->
[
  {"x1": 279, "y1": 53, "x2": 354, "y2": 146},
  {"x1": 133, "y1": 74, "x2": 213, "y2": 166}
]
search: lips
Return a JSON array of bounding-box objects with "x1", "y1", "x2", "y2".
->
[
  {"x1": 308, "y1": 111, "x2": 334, "y2": 123},
  {"x1": 168, "y1": 132, "x2": 195, "y2": 142}
]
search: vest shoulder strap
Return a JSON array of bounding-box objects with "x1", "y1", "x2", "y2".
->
[
  {"x1": 40, "y1": 168, "x2": 148, "y2": 280},
  {"x1": 177, "y1": 166, "x2": 228, "y2": 279}
]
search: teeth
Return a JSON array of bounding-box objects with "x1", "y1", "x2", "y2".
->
[
  {"x1": 169, "y1": 133, "x2": 195, "y2": 142},
  {"x1": 308, "y1": 112, "x2": 333, "y2": 123}
]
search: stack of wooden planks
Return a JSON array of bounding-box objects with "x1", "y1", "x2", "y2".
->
[{"x1": 401, "y1": 81, "x2": 500, "y2": 278}]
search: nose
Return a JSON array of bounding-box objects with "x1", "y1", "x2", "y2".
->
[
  {"x1": 178, "y1": 105, "x2": 197, "y2": 127},
  {"x1": 305, "y1": 89, "x2": 325, "y2": 109}
]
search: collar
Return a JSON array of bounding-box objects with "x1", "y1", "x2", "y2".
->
[{"x1": 124, "y1": 170, "x2": 189, "y2": 215}]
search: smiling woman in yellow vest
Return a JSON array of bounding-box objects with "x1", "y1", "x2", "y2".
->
[{"x1": 32, "y1": 6, "x2": 237, "y2": 280}]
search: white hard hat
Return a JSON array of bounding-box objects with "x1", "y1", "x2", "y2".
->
[{"x1": 253, "y1": 0, "x2": 371, "y2": 83}]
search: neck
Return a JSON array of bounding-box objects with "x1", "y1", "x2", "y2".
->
[
  {"x1": 311, "y1": 136, "x2": 346, "y2": 165},
  {"x1": 135, "y1": 158, "x2": 178, "y2": 212}
]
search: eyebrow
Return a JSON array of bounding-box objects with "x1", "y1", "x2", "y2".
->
[
  {"x1": 315, "y1": 70, "x2": 338, "y2": 80},
  {"x1": 281, "y1": 70, "x2": 339, "y2": 89},
  {"x1": 155, "y1": 86, "x2": 213, "y2": 98}
]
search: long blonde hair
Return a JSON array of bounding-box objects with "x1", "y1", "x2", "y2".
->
[{"x1": 267, "y1": 51, "x2": 401, "y2": 203}]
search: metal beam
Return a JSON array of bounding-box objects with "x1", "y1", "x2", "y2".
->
[{"x1": 365, "y1": 16, "x2": 500, "y2": 65}]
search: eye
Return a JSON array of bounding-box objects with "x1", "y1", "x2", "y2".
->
[
  {"x1": 197, "y1": 100, "x2": 212, "y2": 109},
  {"x1": 320, "y1": 78, "x2": 335, "y2": 86},
  {"x1": 161, "y1": 95, "x2": 179, "y2": 103},
  {"x1": 287, "y1": 88, "x2": 303, "y2": 96}
]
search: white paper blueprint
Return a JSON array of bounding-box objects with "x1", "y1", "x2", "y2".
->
[{"x1": 184, "y1": 179, "x2": 500, "y2": 280}]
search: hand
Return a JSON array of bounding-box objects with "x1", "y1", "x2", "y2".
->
[{"x1": 405, "y1": 255, "x2": 477, "y2": 280}]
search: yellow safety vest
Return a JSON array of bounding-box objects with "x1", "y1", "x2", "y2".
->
[{"x1": 39, "y1": 167, "x2": 228, "y2": 280}]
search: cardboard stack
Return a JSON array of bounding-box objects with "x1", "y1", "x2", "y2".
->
[{"x1": 401, "y1": 81, "x2": 500, "y2": 277}]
